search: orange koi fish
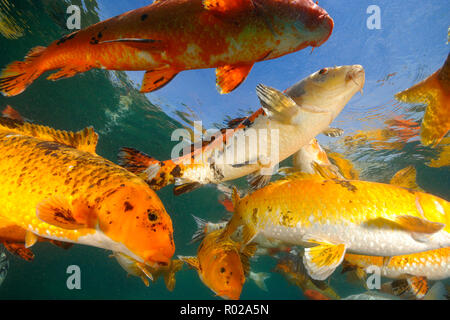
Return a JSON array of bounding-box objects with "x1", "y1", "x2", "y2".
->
[
  {"x1": 119, "y1": 65, "x2": 364, "y2": 195},
  {"x1": 0, "y1": 117, "x2": 174, "y2": 268},
  {"x1": 180, "y1": 229, "x2": 256, "y2": 300},
  {"x1": 0, "y1": 0, "x2": 334, "y2": 96},
  {"x1": 395, "y1": 53, "x2": 450, "y2": 147}
]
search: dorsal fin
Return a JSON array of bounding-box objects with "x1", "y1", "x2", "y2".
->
[{"x1": 0, "y1": 117, "x2": 98, "y2": 154}]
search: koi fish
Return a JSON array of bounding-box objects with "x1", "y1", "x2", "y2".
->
[
  {"x1": 118, "y1": 65, "x2": 364, "y2": 195},
  {"x1": 342, "y1": 282, "x2": 448, "y2": 300},
  {"x1": 0, "y1": 215, "x2": 73, "y2": 261},
  {"x1": 0, "y1": 0, "x2": 334, "y2": 97},
  {"x1": 343, "y1": 248, "x2": 450, "y2": 299},
  {"x1": 395, "y1": 53, "x2": 450, "y2": 147},
  {"x1": 179, "y1": 229, "x2": 256, "y2": 300},
  {"x1": 0, "y1": 116, "x2": 174, "y2": 268},
  {"x1": 273, "y1": 251, "x2": 340, "y2": 300},
  {"x1": 219, "y1": 173, "x2": 450, "y2": 281},
  {"x1": 110, "y1": 252, "x2": 184, "y2": 290},
  {"x1": 0, "y1": 250, "x2": 8, "y2": 287}
]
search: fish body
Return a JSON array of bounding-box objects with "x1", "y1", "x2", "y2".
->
[
  {"x1": 0, "y1": 250, "x2": 8, "y2": 287},
  {"x1": 395, "y1": 53, "x2": 450, "y2": 147},
  {"x1": 119, "y1": 65, "x2": 364, "y2": 194},
  {"x1": 220, "y1": 174, "x2": 450, "y2": 280},
  {"x1": 0, "y1": 0, "x2": 334, "y2": 96},
  {"x1": 0, "y1": 117, "x2": 174, "y2": 267},
  {"x1": 343, "y1": 248, "x2": 450, "y2": 281},
  {"x1": 180, "y1": 229, "x2": 255, "y2": 300}
]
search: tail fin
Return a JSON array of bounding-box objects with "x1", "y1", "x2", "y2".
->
[
  {"x1": 2, "y1": 105, "x2": 23, "y2": 121},
  {"x1": 190, "y1": 215, "x2": 209, "y2": 244},
  {"x1": 118, "y1": 147, "x2": 178, "y2": 190},
  {"x1": 0, "y1": 46, "x2": 46, "y2": 97},
  {"x1": 163, "y1": 259, "x2": 184, "y2": 292},
  {"x1": 249, "y1": 271, "x2": 270, "y2": 291}
]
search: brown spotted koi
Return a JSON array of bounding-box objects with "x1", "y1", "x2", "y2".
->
[
  {"x1": 0, "y1": 0, "x2": 334, "y2": 96},
  {"x1": 119, "y1": 65, "x2": 365, "y2": 195},
  {"x1": 0, "y1": 116, "x2": 174, "y2": 268}
]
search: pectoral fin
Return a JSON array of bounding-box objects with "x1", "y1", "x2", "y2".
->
[
  {"x1": 239, "y1": 243, "x2": 258, "y2": 276},
  {"x1": 216, "y1": 63, "x2": 254, "y2": 94},
  {"x1": 203, "y1": 0, "x2": 255, "y2": 16},
  {"x1": 303, "y1": 240, "x2": 346, "y2": 281},
  {"x1": 178, "y1": 256, "x2": 200, "y2": 271},
  {"x1": 136, "y1": 262, "x2": 154, "y2": 282},
  {"x1": 393, "y1": 215, "x2": 445, "y2": 235},
  {"x1": 247, "y1": 170, "x2": 272, "y2": 191},
  {"x1": 36, "y1": 196, "x2": 97, "y2": 230},
  {"x1": 141, "y1": 68, "x2": 179, "y2": 93},
  {"x1": 256, "y1": 84, "x2": 299, "y2": 123}
]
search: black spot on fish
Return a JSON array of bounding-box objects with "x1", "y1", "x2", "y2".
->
[
  {"x1": 124, "y1": 201, "x2": 134, "y2": 212},
  {"x1": 333, "y1": 179, "x2": 357, "y2": 192},
  {"x1": 141, "y1": 14, "x2": 148, "y2": 21},
  {"x1": 148, "y1": 211, "x2": 158, "y2": 221},
  {"x1": 252, "y1": 208, "x2": 258, "y2": 223},
  {"x1": 153, "y1": 77, "x2": 165, "y2": 85},
  {"x1": 220, "y1": 267, "x2": 226, "y2": 273},
  {"x1": 36, "y1": 141, "x2": 61, "y2": 151},
  {"x1": 97, "y1": 32, "x2": 103, "y2": 38}
]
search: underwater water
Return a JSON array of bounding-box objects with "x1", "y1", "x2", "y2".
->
[{"x1": 0, "y1": 0, "x2": 448, "y2": 300}]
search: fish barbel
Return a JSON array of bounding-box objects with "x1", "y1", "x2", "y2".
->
[
  {"x1": 219, "y1": 173, "x2": 450, "y2": 280},
  {"x1": 0, "y1": 117, "x2": 174, "y2": 267},
  {"x1": 0, "y1": 0, "x2": 334, "y2": 96}
]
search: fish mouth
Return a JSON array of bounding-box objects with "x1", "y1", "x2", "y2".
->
[{"x1": 345, "y1": 65, "x2": 365, "y2": 95}]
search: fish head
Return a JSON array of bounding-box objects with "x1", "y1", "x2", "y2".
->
[
  {"x1": 199, "y1": 236, "x2": 245, "y2": 300},
  {"x1": 293, "y1": 138, "x2": 330, "y2": 172},
  {"x1": 255, "y1": 0, "x2": 334, "y2": 48},
  {"x1": 99, "y1": 183, "x2": 175, "y2": 267},
  {"x1": 286, "y1": 65, "x2": 365, "y2": 120}
]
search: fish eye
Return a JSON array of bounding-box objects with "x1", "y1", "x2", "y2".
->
[
  {"x1": 147, "y1": 210, "x2": 158, "y2": 221},
  {"x1": 319, "y1": 68, "x2": 328, "y2": 75}
]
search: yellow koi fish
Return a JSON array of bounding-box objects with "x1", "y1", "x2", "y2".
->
[{"x1": 0, "y1": 117, "x2": 174, "y2": 268}]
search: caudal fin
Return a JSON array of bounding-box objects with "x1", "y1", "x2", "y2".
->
[
  {"x1": 0, "y1": 46, "x2": 46, "y2": 97},
  {"x1": 190, "y1": 215, "x2": 209, "y2": 244}
]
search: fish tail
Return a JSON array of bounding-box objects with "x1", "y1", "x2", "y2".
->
[
  {"x1": 118, "y1": 147, "x2": 180, "y2": 190},
  {"x1": 0, "y1": 46, "x2": 47, "y2": 96},
  {"x1": 189, "y1": 215, "x2": 209, "y2": 244}
]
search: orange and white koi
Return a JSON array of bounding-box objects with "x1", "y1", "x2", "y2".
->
[
  {"x1": 179, "y1": 229, "x2": 256, "y2": 300},
  {"x1": 0, "y1": 0, "x2": 334, "y2": 97},
  {"x1": 119, "y1": 65, "x2": 365, "y2": 195},
  {"x1": 219, "y1": 173, "x2": 450, "y2": 281},
  {"x1": 395, "y1": 53, "x2": 450, "y2": 147},
  {"x1": 0, "y1": 116, "x2": 175, "y2": 268}
]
